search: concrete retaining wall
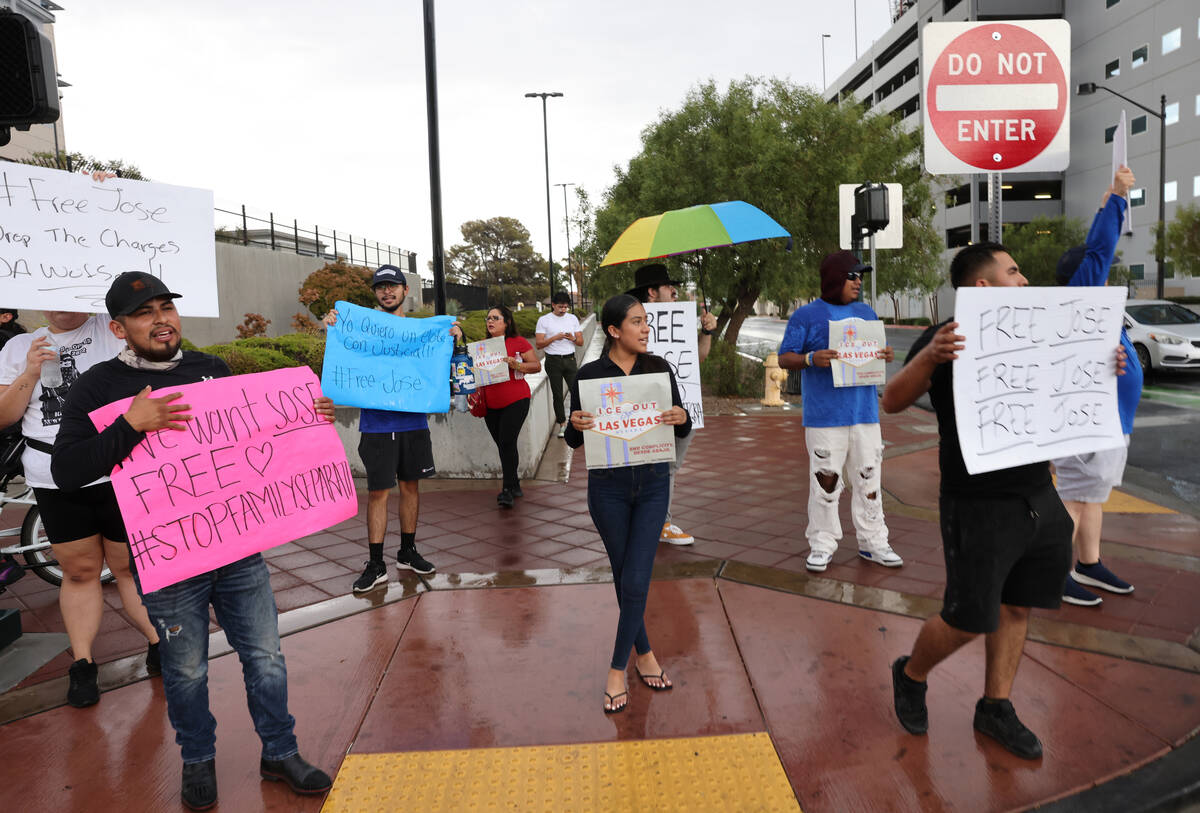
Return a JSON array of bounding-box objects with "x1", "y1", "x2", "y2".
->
[{"x1": 329, "y1": 314, "x2": 597, "y2": 480}]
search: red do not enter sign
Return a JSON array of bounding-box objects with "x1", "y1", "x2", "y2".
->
[{"x1": 924, "y1": 22, "x2": 1069, "y2": 173}]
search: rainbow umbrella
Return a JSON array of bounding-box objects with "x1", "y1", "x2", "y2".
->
[{"x1": 599, "y1": 200, "x2": 790, "y2": 267}]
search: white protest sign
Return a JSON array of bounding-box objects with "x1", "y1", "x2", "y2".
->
[
  {"x1": 468, "y1": 336, "x2": 511, "y2": 387},
  {"x1": 579, "y1": 373, "x2": 676, "y2": 470},
  {"x1": 644, "y1": 302, "x2": 703, "y2": 429},
  {"x1": 952, "y1": 287, "x2": 1126, "y2": 474},
  {"x1": 829, "y1": 317, "x2": 886, "y2": 387},
  {"x1": 0, "y1": 164, "x2": 218, "y2": 315},
  {"x1": 1111, "y1": 110, "x2": 1133, "y2": 236}
]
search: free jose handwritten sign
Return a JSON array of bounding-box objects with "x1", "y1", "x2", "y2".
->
[
  {"x1": 0, "y1": 164, "x2": 218, "y2": 315},
  {"x1": 88, "y1": 367, "x2": 357, "y2": 593},
  {"x1": 321, "y1": 301, "x2": 455, "y2": 413},
  {"x1": 644, "y1": 302, "x2": 703, "y2": 429},
  {"x1": 952, "y1": 287, "x2": 1126, "y2": 474}
]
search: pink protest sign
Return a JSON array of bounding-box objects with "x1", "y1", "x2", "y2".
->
[{"x1": 89, "y1": 366, "x2": 358, "y2": 593}]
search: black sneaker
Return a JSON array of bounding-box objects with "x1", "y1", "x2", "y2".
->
[
  {"x1": 181, "y1": 758, "x2": 218, "y2": 810},
  {"x1": 497, "y1": 489, "x2": 514, "y2": 508},
  {"x1": 67, "y1": 658, "x2": 99, "y2": 708},
  {"x1": 352, "y1": 559, "x2": 388, "y2": 593},
  {"x1": 973, "y1": 698, "x2": 1043, "y2": 759},
  {"x1": 260, "y1": 753, "x2": 332, "y2": 795},
  {"x1": 1063, "y1": 575, "x2": 1102, "y2": 607},
  {"x1": 891, "y1": 656, "x2": 928, "y2": 734},
  {"x1": 146, "y1": 642, "x2": 162, "y2": 677},
  {"x1": 396, "y1": 547, "x2": 434, "y2": 575},
  {"x1": 510, "y1": 484, "x2": 524, "y2": 498},
  {"x1": 1073, "y1": 560, "x2": 1134, "y2": 594}
]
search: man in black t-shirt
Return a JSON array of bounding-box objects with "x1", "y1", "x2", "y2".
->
[
  {"x1": 52, "y1": 272, "x2": 335, "y2": 810},
  {"x1": 880, "y1": 243, "x2": 1074, "y2": 761}
]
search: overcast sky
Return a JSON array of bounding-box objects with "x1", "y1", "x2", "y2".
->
[{"x1": 53, "y1": 1, "x2": 892, "y2": 280}]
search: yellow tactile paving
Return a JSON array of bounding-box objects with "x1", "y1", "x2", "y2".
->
[
  {"x1": 1101, "y1": 488, "x2": 1176, "y2": 514},
  {"x1": 322, "y1": 732, "x2": 800, "y2": 812}
]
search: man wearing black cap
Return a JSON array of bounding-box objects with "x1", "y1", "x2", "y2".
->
[
  {"x1": 778, "y1": 251, "x2": 898, "y2": 572},
  {"x1": 1051, "y1": 165, "x2": 1140, "y2": 607},
  {"x1": 324, "y1": 265, "x2": 448, "y2": 594},
  {"x1": 52, "y1": 271, "x2": 335, "y2": 809},
  {"x1": 627, "y1": 263, "x2": 718, "y2": 547}
]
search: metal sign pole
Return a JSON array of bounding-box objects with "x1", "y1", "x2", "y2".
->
[
  {"x1": 869, "y1": 233, "x2": 877, "y2": 306},
  {"x1": 989, "y1": 172, "x2": 1003, "y2": 243}
]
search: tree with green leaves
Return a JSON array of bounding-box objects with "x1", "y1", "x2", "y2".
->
[
  {"x1": 27, "y1": 151, "x2": 146, "y2": 180},
  {"x1": 444, "y1": 217, "x2": 550, "y2": 307},
  {"x1": 1002, "y1": 216, "x2": 1088, "y2": 286},
  {"x1": 1156, "y1": 204, "x2": 1200, "y2": 279},
  {"x1": 588, "y1": 77, "x2": 942, "y2": 345}
]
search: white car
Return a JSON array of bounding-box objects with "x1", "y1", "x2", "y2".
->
[{"x1": 1123, "y1": 300, "x2": 1200, "y2": 373}]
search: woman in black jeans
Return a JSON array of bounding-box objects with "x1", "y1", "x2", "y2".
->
[
  {"x1": 473, "y1": 305, "x2": 540, "y2": 507},
  {"x1": 565, "y1": 294, "x2": 691, "y2": 713}
]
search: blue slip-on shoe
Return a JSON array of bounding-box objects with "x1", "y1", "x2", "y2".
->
[{"x1": 1072, "y1": 560, "x2": 1134, "y2": 594}]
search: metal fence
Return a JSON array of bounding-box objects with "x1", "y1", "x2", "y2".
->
[{"x1": 213, "y1": 203, "x2": 417, "y2": 272}]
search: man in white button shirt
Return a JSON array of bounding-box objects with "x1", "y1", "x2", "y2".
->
[{"x1": 535, "y1": 292, "x2": 583, "y2": 438}]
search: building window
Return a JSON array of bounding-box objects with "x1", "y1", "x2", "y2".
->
[
  {"x1": 1105, "y1": 0, "x2": 1119, "y2": 7},
  {"x1": 1162, "y1": 28, "x2": 1181, "y2": 55},
  {"x1": 1165, "y1": 102, "x2": 1179, "y2": 125},
  {"x1": 1195, "y1": 94, "x2": 1199, "y2": 116},
  {"x1": 1131, "y1": 115, "x2": 1147, "y2": 135},
  {"x1": 1130, "y1": 188, "x2": 1146, "y2": 207},
  {"x1": 1129, "y1": 263, "x2": 1144, "y2": 281},
  {"x1": 1104, "y1": 59, "x2": 1120, "y2": 78},
  {"x1": 1194, "y1": 175, "x2": 1200, "y2": 198},
  {"x1": 942, "y1": 0, "x2": 962, "y2": 12},
  {"x1": 1131, "y1": 44, "x2": 1148, "y2": 69},
  {"x1": 1165, "y1": 181, "x2": 1177, "y2": 203},
  {"x1": 1104, "y1": 125, "x2": 1117, "y2": 143}
]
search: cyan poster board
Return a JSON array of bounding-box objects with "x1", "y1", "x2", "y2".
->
[{"x1": 320, "y1": 301, "x2": 455, "y2": 413}]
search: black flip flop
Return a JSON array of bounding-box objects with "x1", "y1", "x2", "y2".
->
[
  {"x1": 603, "y1": 690, "x2": 628, "y2": 714},
  {"x1": 637, "y1": 670, "x2": 673, "y2": 692}
]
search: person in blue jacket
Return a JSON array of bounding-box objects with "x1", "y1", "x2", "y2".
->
[
  {"x1": 1052, "y1": 165, "x2": 1141, "y2": 607},
  {"x1": 778, "y1": 251, "x2": 899, "y2": 573}
]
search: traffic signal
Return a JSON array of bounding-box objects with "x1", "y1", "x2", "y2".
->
[{"x1": 0, "y1": 11, "x2": 60, "y2": 142}]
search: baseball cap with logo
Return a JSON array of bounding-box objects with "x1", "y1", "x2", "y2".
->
[
  {"x1": 105, "y1": 272, "x2": 182, "y2": 319},
  {"x1": 372, "y1": 265, "x2": 407, "y2": 288}
]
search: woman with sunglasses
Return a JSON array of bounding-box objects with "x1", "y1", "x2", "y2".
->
[
  {"x1": 565, "y1": 294, "x2": 691, "y2": 713},
  {"x1": 472, "y1": 306, "x2": 540, "y2": 507},
  {"x1": 777, "y1": 250, "x2": 898, "y2": 574}
]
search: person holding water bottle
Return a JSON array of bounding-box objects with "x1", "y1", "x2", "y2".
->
[{"x1": 0, "y1": 310, "x2": 160, "y2": 707}]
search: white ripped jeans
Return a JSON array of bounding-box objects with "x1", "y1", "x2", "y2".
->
[{"x1": 805, "y1": 423, "x2": 888, "y2": 555}]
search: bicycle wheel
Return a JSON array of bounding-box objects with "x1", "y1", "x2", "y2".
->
[{"x1": 20, "y1": 506, "x2": 116, "y2": 587}]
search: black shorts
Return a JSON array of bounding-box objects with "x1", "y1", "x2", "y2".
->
[
  {"x1": 938, "y1": 483, "x2": 1073, "y2": 634},
  {"x1": 358, "y1": 430, "x2": 436, "y2": 491},
  {"x1": 33, "y1": 483, "x2": 128, "y2": 545}
]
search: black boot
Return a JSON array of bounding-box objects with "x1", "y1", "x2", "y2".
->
[
  {"x1": 181, "y1": 759, "x2": 217, "y2": 810},
  {"x1": 260, "y1": 753, "x2": 333, "y2": 795}
]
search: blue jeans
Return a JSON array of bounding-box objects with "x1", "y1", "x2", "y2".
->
[
  {"x1": 587, "y1": 462, "x2": 670, "y2": 670},
  {"x1": 134, "y1": 553, "x2": 297, "y2": 764}
]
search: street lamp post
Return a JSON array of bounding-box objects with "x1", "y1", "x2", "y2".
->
[
  {"x1": 525, "y1": 91, "x2": 563, "y2": 300},
  {"x1": 821, "y1": 34, "x2": 831, "y2": 92},
  {"x1": 1077, "y1": 81, "x2": 1168, "y2": 299},
  {"x1": 554, "y1": 181, "x2": 576, "y2": 303}
]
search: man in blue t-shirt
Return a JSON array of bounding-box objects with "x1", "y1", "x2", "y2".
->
[
  {"x1": 325, "y1": 266, "x2": 458, "y2": 592},
  {"x1": 778, "y1": 250, "x2": 899, "y2": 572},
  {"x1": 1051, "y1": 165, "x2": 1141, "y2": 607}
]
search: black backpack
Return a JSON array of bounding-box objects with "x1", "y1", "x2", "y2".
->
[{"x1": 0, "y1": 424, "x2": 25, "y2": 482}]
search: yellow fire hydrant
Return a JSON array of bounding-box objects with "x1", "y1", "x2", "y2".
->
[{"x1": 761, "y1": 352, "x2": 788, "y2": 407}]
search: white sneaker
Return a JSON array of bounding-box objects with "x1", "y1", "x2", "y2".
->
[
  {"x1": 806, "y1": 549, "x2": 834, "y2": 572},
  {"x1": 659, "y1": 523, "x2": 695, "y2": 546},
  {"x1": 859, "y1": 544, "x2": 903, "y2": 568}
]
